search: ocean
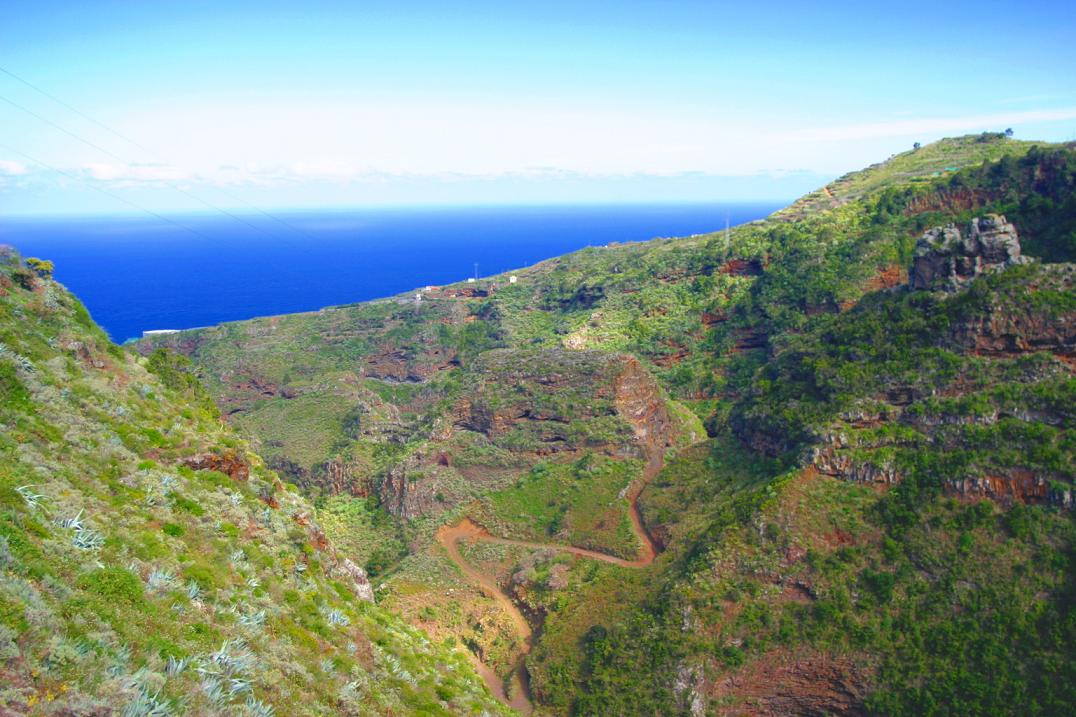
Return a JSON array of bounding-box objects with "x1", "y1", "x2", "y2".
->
[{"x1": 0, "y1": 203, "x2": 782, "y2": 343}]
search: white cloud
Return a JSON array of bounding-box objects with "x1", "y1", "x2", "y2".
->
[
  {"x1": 289, "y1": 159, "x2": 366, "y2": 179},
  {"x1": 0, "y1": 160, "x2": 28, "y2": 176},
  {"x1": 81, "y1": 162, "x2": 188, "y2": 183},
  {"x1": 785, "y1": 108, "x2": 1076, "y2": 142}
]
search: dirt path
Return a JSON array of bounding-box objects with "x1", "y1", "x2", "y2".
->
[{"x1": 435, "y1": 453, "x2": 664, "y2": 714}]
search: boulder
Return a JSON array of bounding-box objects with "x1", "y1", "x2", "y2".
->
[
  {"x1": 337, "y1": 558, "x2": 375, "y2": 602},
  {"x1": 181, "y1": 450, "x2": 250, "y2": 481},
  {"x1": 909, "y1": 214, "x2": 1028, "y2": 292}
]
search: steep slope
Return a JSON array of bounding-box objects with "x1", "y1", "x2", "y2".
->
[
  {"x1": 129, "y1": 133, "x2": 1076, "y2": 716},
  {"x1": 0, "y1": 250, "x2": 508, "y2": 715}
]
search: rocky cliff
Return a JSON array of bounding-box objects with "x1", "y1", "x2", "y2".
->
[
  {"x1": 909, "y1": 214, "x2": 1027, "y2": 291},
  {"x1": 794, "y1": 220, "x2": 1075, "y2": 506},
  {"x1": 378, "y1": 349, "x2": 675, "y2": 519}
]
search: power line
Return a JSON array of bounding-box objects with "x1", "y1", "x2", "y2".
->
[
  {"x1": 0, "y1": 141, "x2": 217, "y2": 242},
  {"x1": 0, "y1": 90, "x2": 285, "y2": 239},
  {"x1": 0, "y1": 65, "x2": 170, "y2": 159},
  {"x1": 0, "y1": 64, "x2": 318, "y2": 240}
]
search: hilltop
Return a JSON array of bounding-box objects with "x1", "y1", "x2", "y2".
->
[{"x1": 20, "y1": 132, "x2": 1076, "y2": 716}]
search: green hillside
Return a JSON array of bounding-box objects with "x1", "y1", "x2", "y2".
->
[
  {"x1": 0, "y1": 251, "x2": 509, "y2": 715},
  {"x1": 47, "y1": 133, "x2": 1076, "y2": 715}
]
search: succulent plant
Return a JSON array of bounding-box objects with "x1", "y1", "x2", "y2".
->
[
  {"x1": 15, "y1": 484, "x2": 45, "y2": 511},
  {"x1": 72, "y1": 527, "x2": 104, "y2": 551}
]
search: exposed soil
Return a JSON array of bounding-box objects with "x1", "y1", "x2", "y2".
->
[{"x1": 435, "y1": 453, "x2": 664, "y2": 714}]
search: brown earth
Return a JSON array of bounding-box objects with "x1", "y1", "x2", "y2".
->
[{"x1": 435, "y1": 452, "x2": 663, "y2": 714}]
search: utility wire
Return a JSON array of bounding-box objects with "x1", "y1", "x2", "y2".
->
[
  {"x1": 0, "y1": 91, "x2": 283, "y2": 238},
  {"x1": 0, "y1": 141, "x2": 217, "y2": 242},
  {"x1": 0, "y1": 64, "x2": 317, "y2": 240}
]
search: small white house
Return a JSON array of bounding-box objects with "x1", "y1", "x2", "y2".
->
[
  {"x1": 414, "y1": 293, "x2": 422, "y2": 302},
  {"x1": 509, "y1": 275, "x2": 518, "y2": 284},
  {"x1": 467, "y1": 277, "x2": 476, "y2": 283}
]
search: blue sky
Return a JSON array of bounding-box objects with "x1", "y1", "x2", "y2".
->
[{"x1": 1, "y1": 0, "x2": 1074, "y2": 215}]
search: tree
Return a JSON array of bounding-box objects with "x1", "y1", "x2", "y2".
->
[
  {"x1": 1005, "y1": 127, "x2": 1014, "y2": 137},
  {"x1": 25, "y1": 257, "x2": 54, "y2": 279},
  {"x1": 913, "y1": 142, "x2": 921, "y2": 150}
]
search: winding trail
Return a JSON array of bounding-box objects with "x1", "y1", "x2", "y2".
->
[{"x1": 436, "y1": 453, "x2": 664, "y2": 714}]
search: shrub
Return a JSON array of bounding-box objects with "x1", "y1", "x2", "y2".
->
[
  {"x1": 76, "y1": 567, "x2": 145, "y2": 606},
  {"x1": 25, "y1": 257, "x2": 54, "y2": 279}
]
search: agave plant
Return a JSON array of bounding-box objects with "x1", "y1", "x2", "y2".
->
[
  {"x1": 245, "y1": 696, "x2": 275, "y2": 717},
  {"x1": 186, "y1": 580, "x2": 202, "y2": 600},
  {"x1": 72, "y1": 527, "x2": 105, "y2": 551},
  {"x1": 57, "y1": 509, "x2": 86, "y2": 531},
  {"x1": 123, "y1": 686, "x2": 174, "y2": 717},
  {"x1": 246, "y1": 576, "x2": 260, "y2": 590},
  {"x1": 199, "y1": 676, "x2": 228, "y2": 707},
  {"x1": 147, "y1": 568, "x2": 178, "y2": 592},
  {"x1": 325, "y1": 608, "x2": 350, "y2": 627},
  {"x1": 0, "y1": 344, "x2": 35, "y2": 373},
  {"x1": 228, "y1": 677, "x2": 253, "y2": 696},
  {"x1": 206, "y1": 639, "x2": 254, "y2": 676},
  {"x1": 238, "y1": 609, "x2": 266, "y2": 629},
  {"x1": 165, "y1": 655, "x2": 189, "y2": 676},
  {"x1": 15, "y1": 485, "x2": 45, "y2": 511},
  {"x1": 230, "y1": 549, "x2": 246, "y2": 564}
]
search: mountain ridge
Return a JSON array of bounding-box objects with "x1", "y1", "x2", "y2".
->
[{"x1": 7, "y1": 132, "x2": 1074, "y2": 715}]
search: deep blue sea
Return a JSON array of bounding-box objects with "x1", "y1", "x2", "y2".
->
[{"x1": 0, "y1": 203, "x2": 781, "y2": 343}]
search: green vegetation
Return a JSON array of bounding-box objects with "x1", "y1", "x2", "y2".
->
[
  {"x1": 121, "y1": 134, "x2": 1076, "y2": 716},
  {"x1": 476, "y1": 454, "x2": 643, "y2": 558},
  {"x1": 0, "y1": 250, "x2": 508, "y2": 715},
  {"x1": 318, "y1": 495, "x2": 407, "y2": 576}
]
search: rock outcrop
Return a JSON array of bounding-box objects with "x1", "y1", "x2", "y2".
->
[
  {"x1": 270, "y1": 455, "x2": 372, "y2": 496},
  {"x1": 909, "y1": 214, "x2": 1027, "y2": 291},
  {"x1": 336, "y1": 558, "x2": 376, "y2": 602},
  {"x1": 614, "y1": 355, "x2": 673, "y2": 456},
  {"x1": 948, "y1": 263, "x2": 1076, "y2": 359},
  {"x1": 181, "y1": 450, "x2": 250, "y2": 481},
  {"x1": 378, "y1": 349, "x2": 675, "y2": 520}
]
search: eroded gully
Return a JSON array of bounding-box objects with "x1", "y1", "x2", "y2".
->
[{"x1": 435, "y1": 453, "x2": 664, "y2": 714}]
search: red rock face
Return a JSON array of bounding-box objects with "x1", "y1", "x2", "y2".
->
[
  {"x1": 903, "y1": 187, "x2": 994, "y2": 216},
  {"x1": 949, "y1": 298, "x2": 1076, "y2": 360},
  {"x1": 363, "y1": 345, "x2": 459, "y2": 382},
  {"x1": 732, "y1": 328, "x2": 767, "y2": 351},
  {"x1": 812, "y1": 430, "x2": 1075, "y2": 507},
  {"x1": 701, "y1": 309, "x2": 727, "y2": 327},
  {"x1": 708, "y1": 649, "x2": 868, "y2": 717},
  {"x1": 613, "y1": 356, "x2": 673, "y2": 455},
  {"x1": 721, "y1": 258, "x2": 765, "y2": 277},
  {"x1": 946, "y1": 470, "x2": 1054, "y2": 505},
  {"x1": 181, "y1": 451, "x2": 250, "y2": 481}
]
